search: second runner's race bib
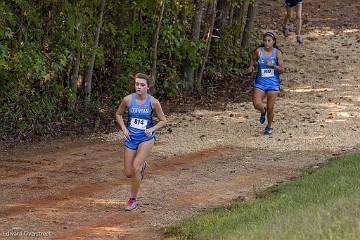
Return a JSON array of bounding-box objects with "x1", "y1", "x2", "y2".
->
[
  {"x1": 261, "y1": 68, "x2": 274, "y2": 77},
  {"x1": 130, "y1": 118, "x2": 148, "y2": 130}
]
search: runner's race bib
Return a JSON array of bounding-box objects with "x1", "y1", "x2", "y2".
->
[
  {"x1": 130, "y1": 118, "x2": 148, "y2": 130},
  {"x1": 261, "y1": 68, "x2": 274, "y2": 77}
]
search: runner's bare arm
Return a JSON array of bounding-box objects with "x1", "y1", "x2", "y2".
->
[
  {"x1": 115, "y1": 96, "x2": 131, "y2": 139},
  {"x1": 274, "y1": 50, "x2": 285, "y2": 74},
  {"x1": 148, "y1": 99, "x2": 167, "y2": 133},
  {"x1": 246, "y1": 48, "x2": 260, "y2": 73}
]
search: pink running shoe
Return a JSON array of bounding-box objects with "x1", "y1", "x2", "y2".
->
[{"x1": 125, "y1": 198, "x2": 137, "y2": 211}]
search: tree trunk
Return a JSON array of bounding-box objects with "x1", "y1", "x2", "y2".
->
[
  {"x1": 84, "y1": 0, "x2": 105, "y2": 102},
  {"x1": 214, "y1": 0, "x2": 230, "y2": 36},
  {"x1": 235, "y1": 0, "x2": 248, "y2": 24},
  {"x1": 70, "y1": 51, "x2": 80, "y2": 96},
  {"x1": 184, "y1": 0, "x2": 203, "y2": 95},
  {"x1": 198, "y1": 0, "x2": 217, "y2": 87},
  {"x1": 229, "y1": 2, "x2": 234, "y2": 24},
  {"x1": 70, "y1": 4, "x2": 84, "y2": 103},
  {"x1": 237, "y1": 0, "x2": 249, "y2": 44},
  {"x1": 19, "y1": 9, "x2": 28, "y2": 44},
  {"x1": 48, "y1": 4, "x2": 57, "y2": 43},
  {"x1": 178, "y1": 3, "x2": 186, "y2": 36},
  {"x1": 131, "y1": 9, "x2": 136, "y2": 50},
  {"x1": 171, "y1": 0, "x2": 178, "y2": 23},
  {"x1": 241, "y1": 0, "x2": 257, "y2": 48},
  {"x1": 202, "y1": 1, "x2": 213, "y2": 40},
  {"x1": 111, "y1": 7, "x2": 124, "y2": 82},
  {"x1": 151, "y1": 0, "x2": 165, "y2": 88}
]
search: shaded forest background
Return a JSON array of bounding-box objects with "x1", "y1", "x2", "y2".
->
[{"x1": 0, "y1": 0, "x2": 259, "y2": 145}]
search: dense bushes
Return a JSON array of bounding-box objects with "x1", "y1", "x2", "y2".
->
[{"x1": 0, "y1": 0, "x2": 256, "y2": 143}]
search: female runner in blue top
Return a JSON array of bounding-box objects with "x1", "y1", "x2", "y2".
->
[
  {"x1": 115, "y1": 73, "x2": 167, "y2": 211},
  {"x1": 247, "y1": 32, "x2": 285, "y2": 135}
]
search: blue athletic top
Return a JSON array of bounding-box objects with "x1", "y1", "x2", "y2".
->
[
  {"x1": 127, "y1": 93, "x2": 155, "y2": 141},
  {"x1": 255, "y1": 47, "x2": 280, "y2": 88}
]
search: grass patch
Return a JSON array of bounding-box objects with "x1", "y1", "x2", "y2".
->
[{"x1": 164, "y1": 154, "x2": 360, "y2": 240}]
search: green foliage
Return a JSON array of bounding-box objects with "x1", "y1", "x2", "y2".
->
[
  {"x1": 1, "y1": 85, "x2": 64, "y2": 137},
  {"x1": 156, "y1": 62, "x2": 181, "y2": 98},
  {"x1": 206, "y1": 24, "x2": 252, "y2": 80},
  {"x1": 0, "y1": 0, "x2": 255, "y2": 143},
  {"x1": 161, "y1": 23, "x2": 184, "y2": 56}
]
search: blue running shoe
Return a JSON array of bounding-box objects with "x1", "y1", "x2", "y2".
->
[
  {"x1": 260, "y1": 108, "x2": 266, "y2": 124},
  {"x1": 264, "y1": 127, "x2": 272, "y2": 135},
  {"x1": 140, "y1": 161, "x2": 148, "y2": 181}
]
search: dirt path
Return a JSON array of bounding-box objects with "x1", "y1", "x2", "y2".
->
[{"x1": 1, "y1": 0, "x2": 360, "y2": 239}]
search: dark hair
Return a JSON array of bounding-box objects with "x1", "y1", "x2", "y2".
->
[
  {"x1": 264, "y1": 32, "x2": 276, "y2": 43},
  {"x1": 255, "y1": 31, "x2": 282, "y2": 53},
  {"x1": 134, "y1": 73, "x2": 151, "y2": 86}
]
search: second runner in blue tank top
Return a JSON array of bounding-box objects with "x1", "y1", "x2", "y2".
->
[{"x1": 253, "y1": 47, "x2": 280, "y2": 92}]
